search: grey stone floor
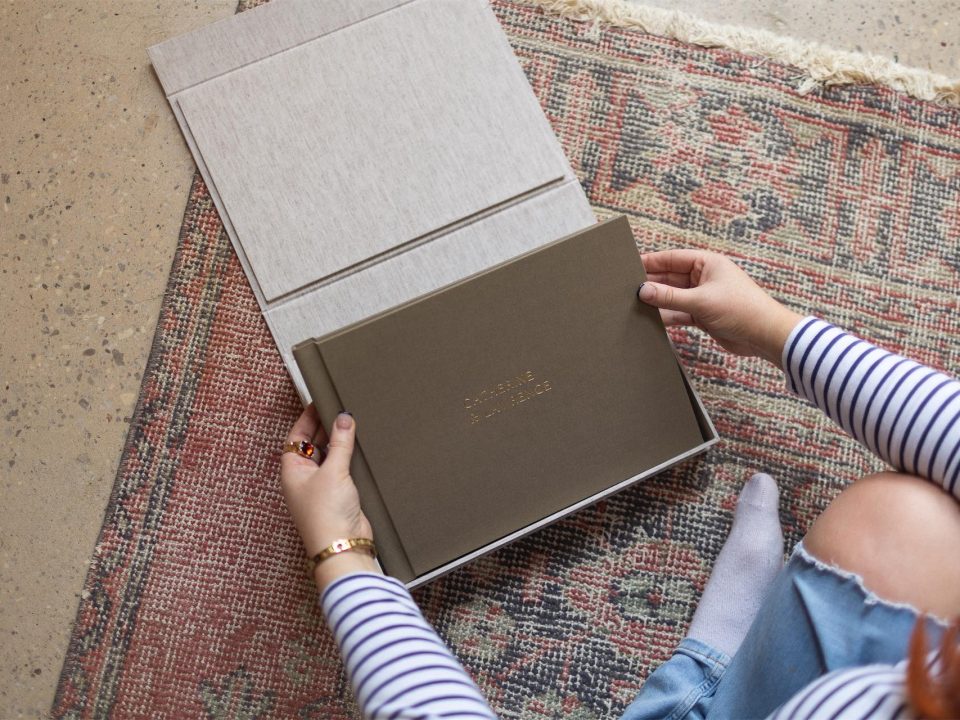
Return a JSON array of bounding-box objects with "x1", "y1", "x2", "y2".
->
[{"x1": 1, "y1": 0, "x2": 956, "y2": 716}]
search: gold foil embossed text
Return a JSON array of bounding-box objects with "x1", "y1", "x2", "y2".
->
[{"x1": 463, "y1": 370, "x2": 553, "y2": 425}]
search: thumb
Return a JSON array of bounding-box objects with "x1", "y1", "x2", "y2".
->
[
  {"x1": 638, "y1": 282, "x2": 700, "y2": 314},
  {"x1": 324, "y1": 411, "x2": 356, "y2": 474}
]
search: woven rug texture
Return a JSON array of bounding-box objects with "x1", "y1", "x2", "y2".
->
[{"x1": 53, "y1": 1, "x2": 960, "y2": 718}]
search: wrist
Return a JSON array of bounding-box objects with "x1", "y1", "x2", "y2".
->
[
  {"x1": 754, "y1": 303, "x2": 803, "y2": 369},
  {"x1": 313, "y1": 549, "x2": 381, "y2": 593}
]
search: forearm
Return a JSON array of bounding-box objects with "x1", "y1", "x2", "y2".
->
[
  {"x1": 321, "y1": 572, "x2": 496, "y2": 719},
  {"x1": 783, "y1": 317, "x2": 960, "y2": 495},
  {"x1": 314, "y1": 551, "x2": 381, "y2": 593}
]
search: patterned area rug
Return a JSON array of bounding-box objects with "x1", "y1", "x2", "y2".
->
[{"x1": 54, "y1": 1, "x2": 960, "y2": 718}]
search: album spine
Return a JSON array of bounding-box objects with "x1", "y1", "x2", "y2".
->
[{"x1": 292, "y1": 340, "x2": 416, "y2": 583}]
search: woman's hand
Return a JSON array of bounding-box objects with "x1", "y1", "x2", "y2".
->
[
  {"x1": 280, "y1": 405, "x2": 380, "y2": 591},
  {"x1": 639, "y1": 249, "x2": 803, "y2": 368}
]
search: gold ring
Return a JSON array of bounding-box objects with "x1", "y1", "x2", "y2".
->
[{"x1": 283, "y1": 440, "x2": 322, "y2": 463}]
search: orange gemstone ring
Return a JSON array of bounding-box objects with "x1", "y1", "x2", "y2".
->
[{"x1": 283, "y1": 440, "x2": 323, "y2": 464}]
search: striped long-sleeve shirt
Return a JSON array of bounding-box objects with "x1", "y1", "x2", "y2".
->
[
  {"x1": 784, "y1": 317, "x2": 960, "y2": 496},
  {"x1": 320, "y1": 317, "x2": 959, "y2": 719},
  {"x1": 321, "y1": 572, "x2": 496, "y2": 719}
]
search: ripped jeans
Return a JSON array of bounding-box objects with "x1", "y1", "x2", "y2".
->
[{"x1": 621, "y1": 542, "x2": 947, "y2": 720}]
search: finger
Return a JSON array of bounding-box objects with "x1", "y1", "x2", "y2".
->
[
  {"x1": 641, "y1": 249, "x2": 705, "y2": 275},
  {"x1": 324, "y1": 412, "x2": 356, "y2": 475},
  {"x1": 659, "y1": 309, "x2": 696, "y2": 327},
  {"x1": 286, "y1": 403, "x2": 321, "y2": 444},
  {"x1": 638, "y1": 281, "x2": 701, "y2": 313},
  {"x1": 312, "y1": 421, "x2": 329, "y2": 448},
  {"x1": 282, "y1": 404, "x2": 325, "y2": 475},
  {"x1": 644, "y1": 271, "x2": 692, "y2": 288}
]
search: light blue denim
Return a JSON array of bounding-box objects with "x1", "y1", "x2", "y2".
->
[{"x1": 621, "y1": 542, "x2": 946, "y2": 720}]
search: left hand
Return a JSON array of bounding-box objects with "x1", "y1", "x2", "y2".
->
[{"x1": 280, "y1": 405, "x2": 378, "y2": 589}]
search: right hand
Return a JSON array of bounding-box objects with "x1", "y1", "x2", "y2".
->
[{"x1": 638, "y1": 249, "x2": 803, "y2": 368}]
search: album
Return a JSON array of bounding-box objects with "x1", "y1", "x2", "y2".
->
[{"x1": 294, "y1": 216, "x2": 717, "y2": 586}]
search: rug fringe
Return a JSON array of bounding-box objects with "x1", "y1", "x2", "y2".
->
[{"x1": 521, "y1": 0, "x2": 960, "y2": 107}]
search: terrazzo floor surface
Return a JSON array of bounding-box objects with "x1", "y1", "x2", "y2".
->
[{"x1": 0, "y1": 0, "x2": 956, "y2": 717}]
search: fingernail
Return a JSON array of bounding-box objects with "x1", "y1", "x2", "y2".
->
[
  {"x1": 336, "y1": 411, "x2": 353, "y2": 430},
  {"x1": 638, "y1": 283, "x2": 654, "y2": 301}
]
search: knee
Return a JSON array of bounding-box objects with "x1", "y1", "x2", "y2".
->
[{"x1": 803, "y1": 472, "x2": 960, "y2": 619}]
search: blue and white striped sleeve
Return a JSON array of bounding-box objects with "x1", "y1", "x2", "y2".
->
[
  {"x1": 766, "y1": 663, "x2": 910, "y2": 719},
  {"x1": 321, "y1": 572, "x2": 497, "y2": 720},
  {"x1": 783, "y1": 316, "x2": 960, "y2": 497}
]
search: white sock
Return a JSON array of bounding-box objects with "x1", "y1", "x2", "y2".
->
[{"x1": 687, "y1": 472, "x2": 784, "y2": 658}]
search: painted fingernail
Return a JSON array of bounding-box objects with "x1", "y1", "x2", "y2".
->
[{"x1": 336, "y1": 411, "x2": 353, "y2": 430}]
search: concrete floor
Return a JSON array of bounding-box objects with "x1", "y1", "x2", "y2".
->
[{"x1": 0, "y1": 1, "x2": 956, "y2": 717}]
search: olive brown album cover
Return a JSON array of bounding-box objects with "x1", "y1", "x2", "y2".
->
[{"x1": 294, "y1": 216, "x2": 715, "y2": 585}]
